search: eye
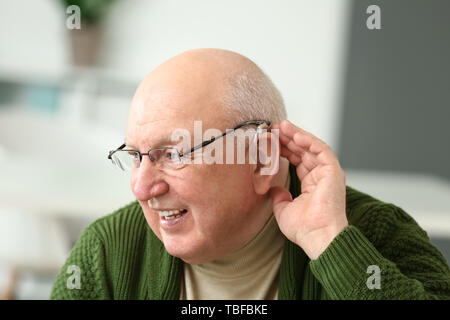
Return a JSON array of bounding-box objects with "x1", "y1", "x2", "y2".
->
[
  {"x1": 165, "y1": 149, "x2": 178, "y2": 160},
  {"x1": 127, "y1": 151, "x2": 140, "y2": 161},
  {"x1": 128, "y1": 151, "x2": 141, "y2": 166}
]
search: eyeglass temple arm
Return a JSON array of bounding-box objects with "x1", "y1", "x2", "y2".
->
[
  {"x1": 108, "y1": 143, "x2": 126, "y2": 159},
  {"x1": 180, "y1": 120, "x2": 271, "y2": 158},
  {"x1": 181, "y1": 132, "x2": 229, "y2": 157}
]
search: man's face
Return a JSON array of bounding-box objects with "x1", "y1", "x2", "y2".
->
[{"x1": 125, "y1": 60, "x2": 266, "y2": 264}]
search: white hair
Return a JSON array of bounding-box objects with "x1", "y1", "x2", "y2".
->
[{"x1": 220, "y1": 66, "x2": 287, "y2": 126}]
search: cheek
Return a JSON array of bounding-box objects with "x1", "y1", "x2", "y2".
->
[
  {"x1": 130, "y1": 175, "x2": 136, "y2": 192},
  {"x1": 184, "y1": 165, "x2": 256, "y2": 221},
  {"x1": 129, "y1": 170, "x2": 140, "y2": 196}
]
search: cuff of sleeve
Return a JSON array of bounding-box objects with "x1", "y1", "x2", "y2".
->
[{"x1": 309, "y1": 225, "x2": 384, "y2": 299}]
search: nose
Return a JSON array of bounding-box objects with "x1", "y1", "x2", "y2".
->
[{"x1": 131, "y1": 156, "x2": 169, "y2": 201}]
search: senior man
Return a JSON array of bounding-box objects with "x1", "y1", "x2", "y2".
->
[{"x1": 51, "y1": 49, "x2": 450, "y2": 300}]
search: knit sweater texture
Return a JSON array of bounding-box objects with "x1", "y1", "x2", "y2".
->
[{"x1": 50, "y1": 165, "x2": 450, "y2": 299}]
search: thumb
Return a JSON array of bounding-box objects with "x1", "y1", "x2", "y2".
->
[{"x1": 269, "y1": 186, "x2": 292, "y2": 220}]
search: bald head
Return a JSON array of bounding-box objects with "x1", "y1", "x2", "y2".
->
[
  {"x1": 128, "y1": 48, "x2": 286, "y2": 137},
  {"x1": 146, "y1": 48, "x2": 258, "y2": 92}
]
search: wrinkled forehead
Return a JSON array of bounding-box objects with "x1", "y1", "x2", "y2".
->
[{"x1": 126, "y1": 87, "x2": 228, "y2": 149}]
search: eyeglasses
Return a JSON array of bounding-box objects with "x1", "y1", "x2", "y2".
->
[{"x1": 108, "y1": 120, "x2": 271, "y2": 172}]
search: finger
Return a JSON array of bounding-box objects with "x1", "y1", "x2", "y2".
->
[
  {"x1": 276, "y1": 126, "x2": 308, "y2": 156},
  {"x1": 277, "y1": 128, "x2": 291, "y2": 146},
  {"x1": 292, "y1": 132, "x2": 326, "y2": 154},
  {"x1": 299, "y1": 150, "x2": 321, "y2": 172},
  {"x1": 275, "y1": 123, "x2": 302, "y2": 148},
  {"x1": 279, "y1": 120, "x2": 330, "y2": 157},
  {"x1": 269, "y1": 186, "x2": 292, "y2": 220},
  {"x1": 297, "y1": 162, "x2": 310, "y2": 180},
  {"x1": 280, "y1": 134, "x2": 320, "y2": 171},
  {"x1": 293, "y1": 132, "x2": 339, "y2": 166},
  {"x1": 283, "y1": 148, "x2": 321, "y2": 177},
  {"x1": 283, "y1": 136, "x2": 335, "y2": 174},
  {"x1": 279, "y1": 120, "x2": 339, "y2": 169},
  {"x1": 280, "y1": 135, "x2": 322, "y2": 171},
  {"x1": 280, "y1": 120, "x2": 316, "y2": 141},
  {"x1": 280, "y1": 120, "x2": 331, "y2": 151},
  {"x1": 284, "y1": 137, "x2": 306, "y2": 157},
  {"x1": 280, "y1": 145, "x2": 293, "y2": 159},
  {"x1": 287, "y1": 153, "x2": 302, "y2": 167},
  {"x1": 280, "y1": 145, "x2": 302, "y2": 166}
]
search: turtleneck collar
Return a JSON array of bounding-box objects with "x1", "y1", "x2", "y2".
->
[{"x1": 189, "y1": 213, "x2": 285, "y2": 279}]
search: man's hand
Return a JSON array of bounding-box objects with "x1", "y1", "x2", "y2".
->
[{"x1": 270, "y1": 120, "x2": 348, "y2": 260}]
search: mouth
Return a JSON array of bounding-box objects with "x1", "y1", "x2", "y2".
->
[
  {"x1": 157, "y1": 208, "x2": 188, "y2": 220},
  {"x1": 151, "y1": 206, "x2": 189, "y2": 228}
]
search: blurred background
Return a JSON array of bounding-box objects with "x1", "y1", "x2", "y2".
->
[{"x1": 0, "y1": 0, "x2": 449, "y2": 299}]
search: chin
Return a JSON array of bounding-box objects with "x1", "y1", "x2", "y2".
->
[{"x1": 162, "y1": 237, "x2": 211, "y2": 265}]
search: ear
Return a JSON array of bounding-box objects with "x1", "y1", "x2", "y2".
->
[{"x1": 251, "y1": 131, "x2": 280, "y2": 195}]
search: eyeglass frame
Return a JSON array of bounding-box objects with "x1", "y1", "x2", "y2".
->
[{"x1": 107, "y1": 120, "x2": 271, "y2": 170}]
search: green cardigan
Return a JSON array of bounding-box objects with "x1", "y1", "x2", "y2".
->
[{"x1": 50, "y1": 165, "x2": 450, "y2": 299}]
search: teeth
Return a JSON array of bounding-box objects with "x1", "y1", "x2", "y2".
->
[
  {"x1": 164, "y1": 214, "x2": 182, "y2": 220},
  {"x1": 157, "y1": 209, "x2": 186, "y2": 218}
]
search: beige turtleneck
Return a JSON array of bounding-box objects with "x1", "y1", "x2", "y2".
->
[{"x1": 180, "y1": 174, "x2": 290, "y2": 300}]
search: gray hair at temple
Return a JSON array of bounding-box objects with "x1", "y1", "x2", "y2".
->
[{"x1": 220, "y1": 63, "x2": 287, "y2": 126}]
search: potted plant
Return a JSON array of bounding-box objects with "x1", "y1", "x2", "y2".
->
[{"x1": 61, "y1": 0, "x2": 116, "y2": 67}]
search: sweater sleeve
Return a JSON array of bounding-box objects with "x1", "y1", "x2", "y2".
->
[
  {"x1": 309, "y1": 204, "x2": 450, "y2": 300},
  {"x1": 49, "y1": 226, "x2": 111, "y2": 300}
]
